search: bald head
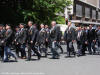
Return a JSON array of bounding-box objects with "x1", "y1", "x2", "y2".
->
[
  {"x1": 51, "y1": 21, "x2": 56, "y2": 27},
  {"x1": 40, "y1": 24, "x2": 44, "y2": 28},
  {"x1": 28, "y1": 21, "x2": 33, "y2": 27}
]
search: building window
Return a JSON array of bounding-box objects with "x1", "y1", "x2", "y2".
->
[
  {"x1": 76, "y1": 4, "x2": 82, "y2": 17},
  {"x1": 98, "y1": 12, "x2": 100, "y2": 20},
  {"x1": 92, "y1": 9, "x2": 96, "y2": 19},
  {"x1": 85, "y1": 7, "x2": 90, "y2": 18}
]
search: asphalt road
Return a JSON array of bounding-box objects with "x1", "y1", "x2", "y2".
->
[{"x1": 0, "y1": 45, "x2": 100, "y2": 75}]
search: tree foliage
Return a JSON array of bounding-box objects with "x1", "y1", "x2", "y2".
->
[{"x1": 17, "y1": 0, "x2": 72, "y2": 25}]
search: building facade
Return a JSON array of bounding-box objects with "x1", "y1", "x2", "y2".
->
[{"x1": 66, "y1": 0, "x2": 100, "y2": 25}]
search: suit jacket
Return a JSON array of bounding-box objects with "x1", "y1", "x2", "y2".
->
[
  {"x1": 76, "y1": 30, "x2": 87, "y2": 44},
  {"x1": 37, "y1": 28, "x2": 46, "y2": 44},
  {"x1": 64, "y1": 27, "x2": 76, "y2": 42},
  {"x1": 56, "y1": 26, "x2": 62, "y2": 41},
  {"x1": 87, "y1": 29, "x2": 96, "y2": 42},
  {"x1": 28, "y1": 26, "x2": 38, "y2": 44},
  {"x1": 18, "y1": 28, "x2": 27, "y2": 44},
  {"x1": 50, "y1": 26, "x2": 58, "y2": 42},
  {"x1": 57, "y1": 31, "x2": 62, "y2": 41},
  {"x1": 0, "y1": 29, "x2": 6, "y2": 46},
  {"x1": 14, "y1": 30, "x2": 20, "y2": 44},
  {"x1": 45, "y1": 28, "x2": 50, "y2": 40},
  {"x1": 97, "y1": 30, "x2": 100, "y2": 42},
  {"x1": 4, "y1": 29, "x2": 13, "y2": 46}
]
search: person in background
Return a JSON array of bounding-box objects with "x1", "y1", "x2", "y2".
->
[
  {"x1": 37, "y1": 24, "x2": 47, "y2": 57},
  {"x1": 64, "y1": 21, "x2": 76, "y2": 57},
  {"x1": 87, "y1": 25, "x2": 97, "y2": 55},
  {"x1": 27, "y1": 21, "x2": 41, "y2": 60},
  {"x1": 45, "y1": 25, "x2": 50, "y2": 52},
  {"x1": 96, "y1": 25, "x2": 100, "y2": 53},
  {"x1": 76, "y1": 26, "x2": 87, "y2": 57},
  {"x1": 0, "y1": 24, "x2": 5, "y2": 61},
  {"x1": 56, "y1": 26, "x2": 64, "y2": 54},
  {"x1": 14, "y1": 26, "x2": 20, "y2": 57},
  {"x1": 50, "y1": 21, "x2": 60, "y2": 59},
  {"x1": 18, "y1": 23, "x2": 27, "y2": 59}
]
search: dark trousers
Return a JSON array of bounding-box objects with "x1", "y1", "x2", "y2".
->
[
  {"x1": 98, "y1": 41, "x2": 100, "y2": 52},
  {"x1": 20, "y1": 44, "x2": 26, "y2": 58},
  {"x1": 77, "y1": 41, "x2": 82, "y2": 56},
  {"x1": 27, "y1": 43, "x2": 41, "y2": 60},
  {"x1": 0, "y1": 46, "x2": 4, "y2": 59},
  {"x1": 15, "y1": 44, "x2": 20, "y2": 57},
  {"x1": 66, "y1": 41, "x2": 75, "y2": 57},
  {"x1": 57, "y1": 42, "x2": 63, "y2": 53},
  {"x1": 98, "y1": 41, "x2": 100, "y2": 48},
  {"x1": 82, "y1": 43, "x2": 87, "y2": 55},
  {"x1": 39, "y1": 43, "x2": 47, "y2": 57},
  {"x1": 88, "y1": 41, "x2": 96, "y2": 54},
  {"x1": 51, "y1": 42, "x2": 59, "y2": 58},
  {"x1": 45, "y1": 42, "x2": 49, "y2": 49}
]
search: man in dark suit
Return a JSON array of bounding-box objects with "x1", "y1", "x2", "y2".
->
[
  {"x1": 37, "y1": 24, "x2": 47, "y2": 57},
  {"x1": 27, "y1": 21, "x2": 41, "y2": 60},
  {"x1": 87, "y1": 25, "x2": 96, "y2": 54},
  {"x1": 0, "y1": 24, "x2": 5, "y2": 60},
  {"x1": 50, "y1": 21, "x2": 59, "y2": 59},
  {"x1": 76, "y1": 26, "x2": 83, "y2": 56},
  {"x1": 81, "y1": 27, "x2": 88, "y2": 55},
  {"x1": 45, "y1": 25, "x2": 50, "y2": 52},
  {"x1": 13, "y1": 26, "x2": 20, "y2": 57},
  {"x1": 18, "y1": 23, "x2": 27, "y2": 59},
  {"x1": 97, "y1": 26, "x2": 100, "y2": 53},
  {"x1": 3, "y1": 24, "x2": 17, "y2": 62},
  {"x1": 56, "y1": 26, "x2": 63, "y2": 54},
  {"x1": 76, "y1": 26, "x2": 87, "y2": 56},
  {"x1": 64, "y1": 21, "x2": 76, "y2": 57}
]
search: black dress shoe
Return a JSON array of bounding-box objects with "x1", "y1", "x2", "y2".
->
[
  {"x1": 15, "y1": 57, "x2": 18, "y2": 62},
  {"x1": 51, "y1": 57, "x2": 59, "y2": 59},
  {"x1": 38, "y1": 56, "x2": 41, "y2": 60}
]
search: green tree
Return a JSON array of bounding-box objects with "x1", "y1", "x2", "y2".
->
[{"x1": 18, "y1": 0, "x2": 72, "y2": 25}]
